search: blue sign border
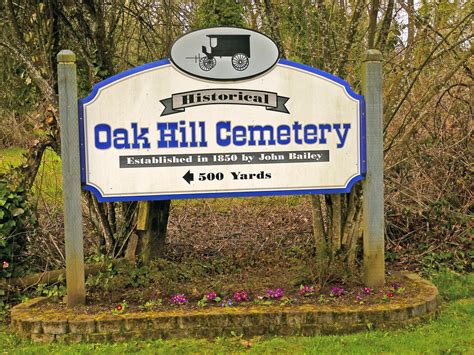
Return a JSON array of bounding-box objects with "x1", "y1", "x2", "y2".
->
[{"x1": 78, "y1": 58, "x2": 366, "y2": 202}]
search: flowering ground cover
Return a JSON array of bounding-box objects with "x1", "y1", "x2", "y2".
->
[
  {"x1": 1, "y1": 272, "x2": 472, "y2": 353},
  {"x1": 41, "y1": 260, "x2": 415, "y2": 315}
]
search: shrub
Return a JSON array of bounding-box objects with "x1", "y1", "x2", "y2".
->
[{"x1": 0, "y1": 177, "x2": 34, "y2": 309}]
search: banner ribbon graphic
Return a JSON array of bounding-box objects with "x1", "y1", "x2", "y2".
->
[{"x1": 160, "y1": 89, "x2": 289, "y2": 116}]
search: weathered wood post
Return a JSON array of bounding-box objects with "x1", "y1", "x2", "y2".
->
[
  {"x1": 57, "y1": 50, "x2": 86, "y2": 306},
  {"x1": 136, "y1": 201, "x2": 170, "y2": 265},
  {"x1": 361, "y1": 49, "x2": 385, "y2": 287}
]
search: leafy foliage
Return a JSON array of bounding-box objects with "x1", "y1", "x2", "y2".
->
[
  {"x1": 0, "y1": 179, "x2": 32, "y2": 265},
  {"x1": 192, "y1": 0, "x2": 245, "y2": 28},
  {"x1": 0, "y1": 177, "x2": 34, "y2": 308}
]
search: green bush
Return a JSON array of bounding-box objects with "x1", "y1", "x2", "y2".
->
[{"x1": 0, "y1": 178, "x2": 34, "y2": 309}]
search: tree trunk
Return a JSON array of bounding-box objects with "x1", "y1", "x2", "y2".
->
[
  {"x1": 136, "y1": 200, "x2": 171, "y2": 264},
  {"x1": 311, "y1": 195, "x2": 329, "y2": 281}
]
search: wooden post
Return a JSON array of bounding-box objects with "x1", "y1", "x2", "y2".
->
[
  {"x1": 137, "y1": 200, "x2": 170, "y2": 265},
  {"x1": 57, "y1": 50, "x2": 86, "y2": 306},
  {"x1": 361, "y1": 49, "x2": 385, "y2": 287}
]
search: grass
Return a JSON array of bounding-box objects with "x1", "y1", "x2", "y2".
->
[
  {"x1": 30, "y1": 148, "x2": 63, "y2": 203},
  {"x1": 0, "y1": 146, "x2": 25, "y2": 171},
  {"x1": 1, "y1": 147, "x2": 63, "y2": 204},
  {"x1": 0, "y1": 273, "x2": 472, "y2": 353},
  {"x1": 430, "y1": 270, "x2": 474, "y2": 301}
]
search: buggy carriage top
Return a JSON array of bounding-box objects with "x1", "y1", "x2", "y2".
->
[{"x1": 199, "y1": 34, "x2": 251, "y2": 71}]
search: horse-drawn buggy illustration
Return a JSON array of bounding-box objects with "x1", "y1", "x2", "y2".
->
[{"x1": 190, "y1": 34, "x2": 251, "y2": 72}]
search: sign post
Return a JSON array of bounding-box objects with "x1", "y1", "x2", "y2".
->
[
  {"x1": 57, "y1": 50, "x2": 86, "y2": 306},
  {"x1": 361, "y1": 49, "x2": 385, "y2": 287}
]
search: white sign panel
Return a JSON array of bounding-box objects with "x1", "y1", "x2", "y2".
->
[{"x1": 79, "y1": 31, "x2": 365, "y2": 202}]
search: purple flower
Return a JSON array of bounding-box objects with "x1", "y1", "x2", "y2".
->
[
  {"x1": 355, "y1": 295, "x2": 363, "y2": 302},
  {"x1": 206, "y1": 292, "x2": 217, "y2": 301},
  {"x1": 266, "y1": 288, "x2": 284, "y2": 299},
  {"x1": 170, "y1": 294, "x2": 187, "y2": 305},
  {"x1": 233, "y1": 290, "x2": 250, "y2": 302},
  {"x1": 361, "y1": 287, "x2": 372, "y2": 295},
  {"x1": 392, "y1": 282, "x2": 402, "y2": 290},
  {"x1": 330, "y1": 286, "x2": 345, "y2": 297},
  {"x1": 220, "y1": 299, "x2": 233, "y2": 307}
]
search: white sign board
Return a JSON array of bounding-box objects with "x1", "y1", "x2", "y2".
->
[{"x1": 79, "y1": 29, "x2": 365, "y2": 202}]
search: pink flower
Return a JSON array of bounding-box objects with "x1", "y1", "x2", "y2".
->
[
  {"x1": 266, "y1": 288, "x2": 284, "y2": 299},
  {"x1": 206, "y1": 292, "x2": 217, "y2": 301},
  {"x1": 299, "y1": 285, "x2": 315, "y2": 296},
  {"x1": 2, "y1": 261, "x2": 9, "y2": 269},
  {"x1": 233, "y1": 290, "x2": 250, "y2": 302},
  {"x1": 170, "y1": 294, "x2": 187, "y2": 305},
  {"x1": 330, "y1": 286, "x2": 345, "y2": 297}
]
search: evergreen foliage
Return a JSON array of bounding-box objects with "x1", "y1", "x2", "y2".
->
[{"x1": 192, "y1": 0, "x2": 245, "y2": 28}]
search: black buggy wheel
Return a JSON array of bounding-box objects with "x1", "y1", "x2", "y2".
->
[
  {"x1": 199, "y1": 57, "x2": 216, "y2": 71},
  {"x1": 231, "y1": 53, "x2": 249, "y2": 71}
]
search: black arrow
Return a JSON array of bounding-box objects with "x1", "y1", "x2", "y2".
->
[{"x1": 183, "y1": 170, "x2": 194, "y2": 184}]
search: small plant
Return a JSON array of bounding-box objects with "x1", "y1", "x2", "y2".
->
[
  {"x1": 197, "y1": 297, "x2": 207, "y2": 308},
  {"x1": 299, "y1": 285, "x2": 315, "y2": 297},
  {"x1": 198, "y1": 292, "x2": 222, "y2": 307},
  {"x1": 395, "y1": 287, "x2": 406, "y2": 295},
  {"x1": 355, "y1": 295, "x2": 364, "y2": 304},
  {"x1": 232, "y1": 290, "x2": 250, "y2": 302},
  {"x1": 382, "y1": 292, "x2": 395, "y2": 302},
  {"x1": 112, "y1": 300, "x2": 127, "y2": 314},
  {"x1": 36, "y1": 282, "x2": 66, "y2": 298},
  {"x1": 254, "y1": 298, "x2": 273, "y2": 306},
  {"x1": 266, "y1": 288, "x2": 284, "y2": 299},
  {"x1": 170, "y1": 294, "x2": 187, "y2": 305},
  {"x1": 391, "y1": 282, "x2": 401, "y2": 290},
  {"x1": 391, "y1": 282, "x2": 405, "y2": 295},
  {"x1": 206, "y1": 292, "x2": 215, "y2": 300},
  {"x1": 280, "y1": 297, "x2": 295, "y2": 306},
  {"x1": 139, "y1": 299, "x2": 162, "y2": 311},
  {"x1": 330, "y1": 286, "x2": 345, "y2": 297},
  {"x1": 220, "y1": 299, "x2": 234, "y2": 307}
]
